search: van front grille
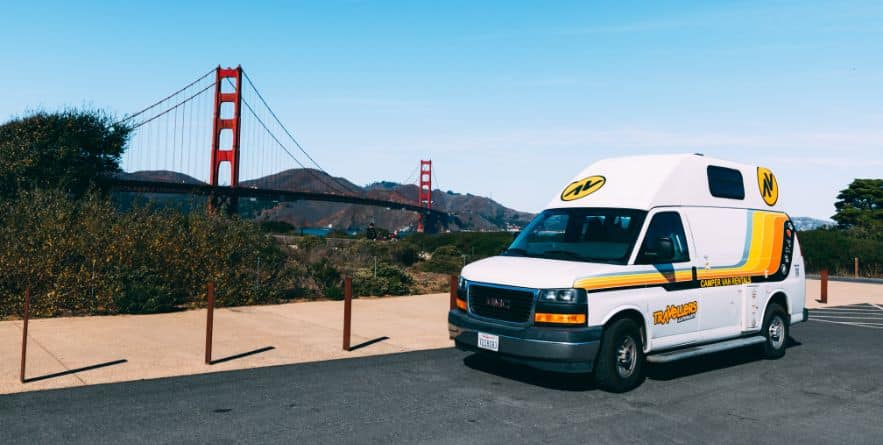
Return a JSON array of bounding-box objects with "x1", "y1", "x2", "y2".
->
[{"x1": 469, "y1": 285, "x2": 535, "y2": 323}]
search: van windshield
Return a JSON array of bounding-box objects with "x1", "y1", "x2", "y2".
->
[{"x1": 504, "y1": 208, "x2": 647, "y2": 264}]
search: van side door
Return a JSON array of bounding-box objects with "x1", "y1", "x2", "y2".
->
[
  {"x1": 633, "y1": 210, "x2": 699, "y2": 342},
  {"x1": 681, "y1": 207, "x2": 746, "y2": 337}
]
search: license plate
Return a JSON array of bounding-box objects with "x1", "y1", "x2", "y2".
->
[{"x1": 477, "y1": 332, "x2": 499, "y2": 352}]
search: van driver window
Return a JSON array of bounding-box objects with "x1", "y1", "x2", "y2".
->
[{"x1": 636, "y1": 212, "x2": 690, "y2": 264}]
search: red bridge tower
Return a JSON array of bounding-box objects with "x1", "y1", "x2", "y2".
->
[
  {"x1": 209, "y1": 66, "x2": 243, "y2": 187},
  {"x1": 417, "y1": 160, "x2": 432, "y2": 233}
]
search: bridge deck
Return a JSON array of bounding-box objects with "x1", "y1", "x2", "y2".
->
[{"x1": 108, "y1": 178, "x2": 447, "y2": 217}]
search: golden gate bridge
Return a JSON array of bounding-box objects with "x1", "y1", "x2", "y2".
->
[{"x1": 110, "y1": 66, "x2": 445, "y2": 232}]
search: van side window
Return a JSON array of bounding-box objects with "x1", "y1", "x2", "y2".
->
[
  {"x1": 636, "y1": 212, "x2": 690, "y2": 264},
  {"x1": 707, "y1": 165, "x2": 745, "y2": 200}
]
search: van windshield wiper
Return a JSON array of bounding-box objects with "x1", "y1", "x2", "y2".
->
[{"x1": 503, "y1": 248, "x2": 528, "y2": 256}]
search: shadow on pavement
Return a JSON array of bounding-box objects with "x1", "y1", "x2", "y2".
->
[
  {"x1": 463, "y1": 354, "x2": 596, "y2": 391},
  {"x1": 24, "y1": 359, "x2": 128, "y2": 383},
  {"x1": 210, "y1": 346, "x2": 275, "y2": 365},
  {"x1": 461, "y1": 336, "x2": 802, "y2": 389},
  {"x1": 349, "y1": 336, "x2": 390, "y2": 351},
  {"x1": 647, "y1": 336, "x2": 802, "y2": 381}
]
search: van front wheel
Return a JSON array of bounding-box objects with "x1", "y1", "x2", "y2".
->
[{"x1": 593, "y1": 318, "x2": 645, "y2": 393}]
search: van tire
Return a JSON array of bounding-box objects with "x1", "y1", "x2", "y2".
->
[
  {"x1": 593, "y1": 318, "x2": 645, "y2": 393},
  {"x1": 761, "y1": 304, "x2": 788, "y2": 359}
]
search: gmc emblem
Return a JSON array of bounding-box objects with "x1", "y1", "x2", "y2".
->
[{"x1": 485, "y1": 297, "x2": 511, "y2": 310}]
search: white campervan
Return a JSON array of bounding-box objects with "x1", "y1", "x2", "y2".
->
[{"x1": 448, "y1": 154, "x2": 806, "y2": 392}]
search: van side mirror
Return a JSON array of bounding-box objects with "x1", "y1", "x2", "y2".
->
[{"x1": 654, "y1": 236, "x2": 675, "y2": 262}]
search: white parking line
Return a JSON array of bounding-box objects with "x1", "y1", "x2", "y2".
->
[
  {"x1": 808, "y1": 315, "x2": 883, "y2": 320},
  {"x1": 811, "y1": 306, "x2": 880, "y2": 312},
  {"x1": 811, "y1": 309, "x2": 883, "y2": 315},
  {"x1": 810, "y1": 318, "x2": 883, "y2": 329}
]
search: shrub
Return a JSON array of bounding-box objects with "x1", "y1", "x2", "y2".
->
[
  {"x1": 0, "y1": 190, "x2": 293, "y2": 317},
  {"x1": 353, "y1": 263, "x2": 413, "y2": 297},
  {"x1": 392, "y1": 245, "x2": 420, "y2": 267},
  {"x1": 420, "y1": 246, "x2": 464, "y2": 274},
  {"x1": 799, "y1": 228, "x2": 883, "y2": 276},
  {"x1": 308, "y1": 258, "x2": 342, "y2": 298}
]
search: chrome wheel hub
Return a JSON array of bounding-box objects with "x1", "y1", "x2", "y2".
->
[
  {"x1": 616, "y1": 336, "x2": 637, "y2": 378},
  {"x1": 769, "y1": 316, "x2": 785, "y2": 349}
]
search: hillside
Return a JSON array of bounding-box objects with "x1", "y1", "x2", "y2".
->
[
  {"x1": 792, "y1": 216, "x2": 834, "y2": 231},
  {"x1": 118, "y1": 169, "x2": 534, "y2": 232}
]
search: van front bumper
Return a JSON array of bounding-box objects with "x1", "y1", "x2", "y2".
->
[{"x1": 448, "y1": 310, "x2": 602, "y2": 373}]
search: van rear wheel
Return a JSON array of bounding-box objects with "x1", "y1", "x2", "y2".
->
[
  {"x1": 761, "y1": 304, "x2": 788, "y2": 359},
  {"x1": 593, "y1": 318, "x2": 645, "y2": 393}
]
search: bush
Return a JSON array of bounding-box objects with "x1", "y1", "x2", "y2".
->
[
  {"x1": 308, "y1": 258, "x2": 342, "y2": 299},
  {"x1": 392, "y1": 245, "x2": 420, "y2": 267},
  {"x1": 403, "y1": 232, "x2": 513, "y2": 261},
  {"x1": 0, "y1": 190, "x2": 294, "y2": 317},
  {"x1": 420, "y1": 246, "x2": 465, "y2": 274},
  {"x1": 353, "y1": 263, "x2": 413, "y2": 297},
  {"x1": 799, "y1": 228, "x2": 883, "y2": 276},
  {"x1": 0, "y1": 109, "x2": 131, "y2": 199}
]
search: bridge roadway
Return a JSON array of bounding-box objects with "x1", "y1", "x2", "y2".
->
[
  {"x1": 1, "y1": 320, "x2": 881, "y2": 444},
  {"x1": 108, "y1": 178, "x2": 449, "y2": 218}
]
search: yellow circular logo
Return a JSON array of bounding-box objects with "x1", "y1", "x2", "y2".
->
[
  {"x1": 561, "y1": 175, "x2": 606, "y2": 201},
  {"x1": 757, "y1": 167, "x2": 778, "y2": 206}
]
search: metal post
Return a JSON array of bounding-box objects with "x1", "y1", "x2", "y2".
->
[
  {"x1": 205, "y1": 282, "x2": 215, "y2": 364},
  {"x1": 820, "y1": 269, "x2": 828, "y2": 304},
  {"x1": 854, "y1": 257, "x2": 859, "y2": 278},
  {"x1": 20, "y1": 288, "x2": 30, "y2": 383},
  {"x1": 449, "y1": 275, "x2": 457, "y2": 311},
  {"x1": 343, "y1": 277, "x2": 352, "y2": 351}
]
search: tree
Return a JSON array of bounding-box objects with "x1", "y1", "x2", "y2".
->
[
  {"x1": 832, "y1": 179, "x2": 883, "y2": 238},
  {"x1": 0, "y1": 109, "x2": 132, "y2": 198}
]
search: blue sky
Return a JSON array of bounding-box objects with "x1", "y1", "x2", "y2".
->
[{"x1": 2, "y1": 1, "x2": 881, "y2": 219}]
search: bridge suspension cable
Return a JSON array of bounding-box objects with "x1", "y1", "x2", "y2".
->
[
  {"x1": 233, "y1": 72, "x2": 359, "y2": 195},
  {"x1": 117, "y1": 65, "x2": 422, "y2": 209}
]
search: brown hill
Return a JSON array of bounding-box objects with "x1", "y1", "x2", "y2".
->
[{"x1": 119, "y1": 169, "x2": 534, "y2": 232}]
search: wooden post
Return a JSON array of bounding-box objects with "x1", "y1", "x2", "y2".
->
[
  {"x1": 449, "y1": 275, "x2": 457, "y2": 311},
  {"x1": 205, "y1": 282, "x2": 215, "y2": 364},
  {"x1": 820, "y1": 269, "x2": 828, "y2": 304},
  {"x1": 854, "y1": 257, "x2": 859, "y2": 278},
  {"x1": 343, "y1": 277, "x2": 352, "y2": 351},
  {"x1": 20, "y1": 288, "x2": 30, "y2": 383}
]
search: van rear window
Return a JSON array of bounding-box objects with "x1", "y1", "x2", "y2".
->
[{"x1": 707, "y1": 166, "x2": 745, "y2": 200}]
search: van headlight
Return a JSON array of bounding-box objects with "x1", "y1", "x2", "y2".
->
[
  {"x1": 458, "y1": 276, "x2": 467, "y2": 290},
  {"x1": 537, "y1": 288, "x2": 586, "y2": 304}
]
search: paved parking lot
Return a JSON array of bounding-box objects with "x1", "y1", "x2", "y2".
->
[
  {"x1": 808, "y1": 303, "x2": 883, "y2": 329},
  {"x1": 1, "y1": 316, "x2": 881, "y2": 444}
]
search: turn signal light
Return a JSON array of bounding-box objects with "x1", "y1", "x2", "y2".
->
[
  {"x1": 456, "y1": 298, "x2": 467, "y2": 311},
  {"x1": 534, "y1": 313, "x2": 586, "y2": 324}
]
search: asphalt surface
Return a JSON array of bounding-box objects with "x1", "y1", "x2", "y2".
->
[{"x1": 1, "y1": 318, "x2": 882, "y2": 444}]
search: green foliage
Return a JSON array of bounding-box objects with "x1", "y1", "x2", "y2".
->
[
  {"x1": 353, "y1": 263, "x2": 413, "y2": 297},
  {"x1": 0, "y1": 109, "x2": 132, "y2": 199},
  {"x1": 308, "y1": 258, "x2": 342, "y2": 299},
  {"x1": 798, "y1": 228, "x2": 883, "y2": 277},
  {"x1": 832, "y1": 179, "x2": 883, "y2": 239},
  {"x1": 393, "y1": 245, "x2": 420, "y2": 267},
  {"x1": 421, "y1": 245, "x2": 465, "y2": 274},
  {"x1": 403, "y1": 231, "x2": 514, "y2": 260},
  {"x1": 0, "y1": 190, "x2": 294, "y2": 318}
]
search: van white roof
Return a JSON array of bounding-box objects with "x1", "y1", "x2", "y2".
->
[{"x1": 548, "y1": 153, "x2": 785, "y2": 212}]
